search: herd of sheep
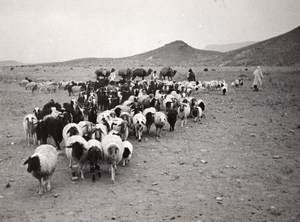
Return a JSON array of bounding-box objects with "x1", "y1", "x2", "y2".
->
[{"x1": 22, "y1": 70, "x2": 244, "y2": 196}]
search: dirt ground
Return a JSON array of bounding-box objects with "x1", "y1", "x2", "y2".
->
[{"x1": 0, "y1": 66, "x2": 299, "y2": 222}]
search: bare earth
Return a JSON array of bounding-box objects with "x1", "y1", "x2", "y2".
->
[{"x1": 0, "y1": 66, "x2": 299, "y2": 222}]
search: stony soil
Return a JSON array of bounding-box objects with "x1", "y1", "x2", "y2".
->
[{"x1": 0, "y1": 66, "x2": 299, "y2": 222}]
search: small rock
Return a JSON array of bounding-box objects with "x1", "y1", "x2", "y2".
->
[
  {"x1": 170, "y1": 216, "x2": 176, "y2": 220},
  {"x1": 179, "y1": 162, "x2": 185, "y2": 165},
  {"x1": 152, "y1": 182, "x2": 159, "y2": 186},
  {"x1": 269, "y1": 206, "x2": 281, "y2": 216},
  {"x1": 9, "y1": 179, "x2": 14, "y2": 182},
  {"x1": 111, "y1": 216, "x2": 116, "y2": 220},
  {"x1": 71, "y1": 177, "x2": 79, "y2": 181},
  {"x1": 6, "y1": 134, "x2": 12, "y2": 138},
  {"x1": 225, "y1": 166, "x2": 230, "y2": 169},
  {"x1": 5, "y1": 183, "x2": 10, "y2": 188},
  {"x1": 272, "y1": 156, "x2": 281, "y2": 159},
  {"x1": 10, "y1": 142, "x2": 15, "y2": 145},
  {"x1": 0, "y1": 159, "x2": 3, "y2": 163},
  {"x1": 200, "y1": 160, "x2": 207, "y2": 164},
  {"x1": 250, "y1": 134, "x2": 257, "y2": 137},
  {"x1": 130, "y1": 203, "x2": 133, "y2": 206},
  {"x1": 53, "y1": 193, "x2": 60, "y2": 198},
  {"x1": 289, "y1": 129, "x2": 295, "y2": 134},
  {"x1": 216, "y1": 196, "x2": 223, "y2": 201}
]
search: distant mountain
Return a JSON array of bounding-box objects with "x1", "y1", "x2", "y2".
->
[
  {"x1": 61, "y1": 40, "x2": 222, "y2": 67},
  {"x1": 216, "y1": 26, "x2": 300, "y2": 66},
  {"x1": 0, "y1": 60, "x2": 24, "y2": 66},
  {"x1": 203, "y1": 41, "x2": 256, "y2": 52}
]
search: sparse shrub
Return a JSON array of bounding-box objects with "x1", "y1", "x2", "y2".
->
[{"x1": 10, "y1": 67, "x2": 14, "y2": 71}]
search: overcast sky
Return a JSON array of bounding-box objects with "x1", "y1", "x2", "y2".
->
[{"x1": 0, "y1": 0, "x2": 299, "y2": 63}]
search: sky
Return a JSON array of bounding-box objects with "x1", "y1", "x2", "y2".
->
[{"x1": 0, "y1": 0, "x2": 299, "y2": 63}]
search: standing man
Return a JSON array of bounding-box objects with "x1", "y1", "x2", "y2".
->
[{"x1": 252, "y1": 66, "x2": 264, "y2": 91}]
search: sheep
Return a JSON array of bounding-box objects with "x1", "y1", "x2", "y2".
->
[
  {"x1": 87, "y1": 139, "x2": 103, "y2": 182},
  {"x1": 78, "y1": 121, "x2": 95, "y2": 141},
  {"x1": 111, "y1": 118, "x2": 129, "y2": 141},
  {"x1": 177, "y1": 102, "x2": 191, "y2": 128},
  {"x1": 195, "y1": 99, "x2": 206, "y2": 112},
  {"x1": 154, "y1": 111, "x2": 167, "y2": 138},
  {"x1": 167, "y1": 109, "x2": 178, "y2": 132},
  {"x1": 91, "y1": 123, "x2": 108, "y2": 141},
  {"x1": 191, "y1": 106, "x2": 203, "y2": 122},
  {"x1": 23, "y1": 114, "x2": 38, "y2": 146},
  {"x1": 65, "y1": 135, "x2": 89, "y2": 179},
  {"x1": 62, "y1": 123, "x2": 83, "y2": 146},
  {"x1": 222, "y1": 85, "x2": 228, "y2": 95},
  {"x1": 101, "y1": 134, "x2": 124, "y2": 183},
  {"x1": 122, "y1": 140, "x2": 133, "y2": 167},
  {"x1": 36, "y1": 111, "x2": 70, "y2": 150},
  {"x1": 132, "y1": 112, "x2": 146, "y2": 142},
  {"x1": 23, "y1": 144, "x2": 58, "y2": 196},
  {"x1": 143, "y1": 107, "x2": 156, "y2": 134}
]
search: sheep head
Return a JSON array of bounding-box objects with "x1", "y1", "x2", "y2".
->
[{"x1": 24, "y1": 156, "x2": 40, "y2": 173}]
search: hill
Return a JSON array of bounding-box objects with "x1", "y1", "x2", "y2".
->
[
  {"x1": 61, "y1": 41, "x2": 222, "y2": 67},
  {"x1": 203, "y1": 41, "x2": 256, "y2": 52},
  {"x1": 216, "y1": 26, "x2": 300, "y2": 66},
  {"x1": 0, "y1": 60, "x2": 24, "y2": 67}
]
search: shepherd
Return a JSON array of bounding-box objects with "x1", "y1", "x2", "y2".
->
[{"x1": 252, "y1": 66, "x2": 264, "y2": 91}]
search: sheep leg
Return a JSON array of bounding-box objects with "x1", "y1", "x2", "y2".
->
[
  {"x1": 181, "y1": 120, "x2": 183, "y2": 128},
  {"x1": 69, "y1": 159, "x2": 73, "y2": 169},
  {"x1": 46, "y1": 177, "x2": 51, "y2": 191},
  {"x1": 111, "y1": 164, "x2": 115, "y2": 183},
  {"x1": 159, "y1": 128, "x2": 162, "y2": 138},
  {"x1": 79, "y1": 163, "x2": 85, "y2": 180},
  {"x1": 38, "y1": 178, "x2": 44, "y2": 196},
  {"x1": 122, "y1": 159, "x2": 126, "y2": 167},
  {"x1": 96, "y1": 164, "x2": 101, "y2": 178}
]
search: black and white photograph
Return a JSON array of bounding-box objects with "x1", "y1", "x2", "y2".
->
[{"x1": 0, "y1": 0, "x2": 300, "y2": 221}]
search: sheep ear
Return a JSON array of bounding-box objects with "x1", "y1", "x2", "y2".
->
[{"x1": 24, "y1": 156, "x2": 31, "y2": 165}]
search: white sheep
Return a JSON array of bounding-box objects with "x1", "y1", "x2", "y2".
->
[
  {"x1": 23, "y1": 114, "x2": 38, "y2": 146},
  {"x1": 65, "y1": 135, "x2": 89, "y2": 179},
  {"x1": 177, "y1": 102, "x2": 191, "y2": 128},
  {"x1": 101, "y1": 134, "x2": 124, "y2": 183},
  {"x1": 87, "y1": 139, "x2": 104, "y2": 182},
  {"x1": 78, "y1": 121, "x2": 95, "y2": 140},
  {"x1": 154, "y1": 111, "x2": 167, "y2": 138},
  {"x1": 24, "y1": 144, "x2": 58, "y2": 196},
  {"x1": 122, "y1": 140, "x2": 133, "y2": 167},
  {"x1": 62, "y1": 123, "x2": 83, "y2": 146},
  {"x1": 132, "y1": 112, "x2": 146, "y2": 142}
]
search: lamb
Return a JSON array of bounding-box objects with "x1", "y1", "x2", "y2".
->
[
  {"x1": 167, "y1": 109, "x2": 178, "y2": 132},
  {"x1": 23, "y1": 114, "x2": 38, "y2": 146},
  {"x1": 65, "y1": 135, "x2": 89, "y2": 179},
  {"x1": 177, "y1": 102, "x2": 191, "y2": 128},
  {"x1": 132, "y1": 112, "x2": 146, "y2": 142},
  {"x1": 62, "y1": 123, "x2": 83, "y2": 146},
  {"x1": 122, "y1": 140, "x2": 133, "y2": 167},
  {"x1": 24, "y1": 144, "x2": 58, "y2": 196},
  {"x1": 87, "y1": 139, "x2": 103, "y2": 182},
  {"x1": 101, "y1": 134, "x2": 124, "y2": 183},
  {"x1": 154, "y1": 111, "x2": 167, "y2": 138}
]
